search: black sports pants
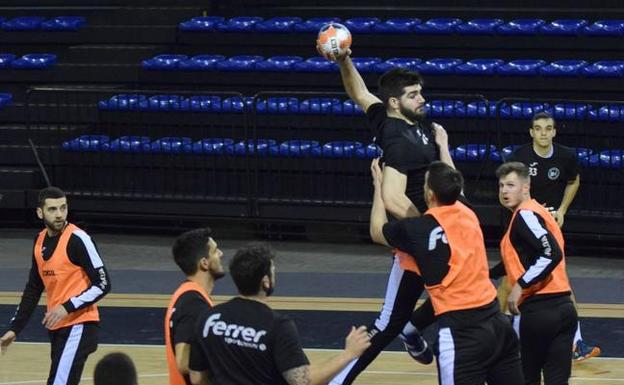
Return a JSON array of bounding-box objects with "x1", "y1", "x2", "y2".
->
[
  {"x1": 436, "y1": 311, "x2": 524, "y2": 385},
  {"x1": 329, "y1": 255, "x2": 426, "y2": 385},
  {"x1": 515, "y1": 299, "x2": 577, "y2": 385},
  {"x1": 48, "y1": 322, "x2": 99, "y2": 385}
]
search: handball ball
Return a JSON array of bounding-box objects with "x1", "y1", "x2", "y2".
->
[{"x1": 317, "y1": 23, "x2": 352, "y2": 56}]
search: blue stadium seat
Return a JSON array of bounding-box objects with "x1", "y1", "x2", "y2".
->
[
  {"x1": 499, "y1": 102, "x2": 550, "y2": 118},
  {"x1": 10, "y1": 53, "x2": 57, "y2": 69},
  {"x1": 215, "y1": 55, "x2": 263, "y2": 71},
  {"x1": 322, "y1": 141, "x2": 364, "y2": 158},
  {"x1": 589, "y1": 105, "x2": 624, "y2": 122},
  {"x1": 255, "y1": 97, "x2": 299, "y2": 114},
  {"x1": 62, "y1": 135, "x2": 110, "y2": 152},
  {"x1": 372, "y1": 18, "x2": 421, "y2": 33},
  {"x1": 2, "y1": 16, "x2": 45, "y2": 31},
  {"x1": 374, "y1": 57, "x2": 421, "y2": 73},
  {"x1": 147, "y1": 95, "x2": 189, "y2": 111},
  {"x1": 256, "y1": 56, "x2": 303, "y2": 71},
  {"x1": 598, "y1": 150, "x2": 623, "y2": 168},
  {"x1": 292, "y1": 57, "x2": 338, "y2": 72},
  {"x1": 344, "y1": 17, "x2": 381, "y2": 33},
  {"x1": 581, "y1": 61, "x2": 624, "y2": 77},
  {"x1": 539, "y1": 19, "x2": 587, "y2": 35},
  {"x1": 142, "y1": 54, "x2": 188, "y2": 70},
  {"x1": 575, "y1": 147, "x2": 593, "y2": 159},
  {"x1": 428, "y1": 100, "x2": 466, "y2": 117},
  {"x1": 501, "y1": 145, "x2": 522, "y2": 160},
  {"x1": 255, "y1": 17, "x2": 302, "y2": 32},
  {"x1": 553, "y1": 103, "x2": 590, "y2": 120},
  {"x1": 452, "y1": 144, "x2": 498, "y2": 162},
  {"x1": 351, "y1": 57, "x2": 383, "y2": 73},
  {"x1": 341, "y1": 100, "x2": 365, "y2": 116},
  {"x1": 192, "y1": 138, "x2": 235, "y2": 155},
  {"x1": 466, "y1": 101, "x2": 492, "y2": 117},
  {"x1": 455, "y1": 19, "x2": 504, "y2": 35},
  {"x1": 539, "y1": 60, "x2": 588, "y2": 77},
  {"x1": 356, "y1": 143, "x2": 382, "y2": 158},
  {"x1": 497, "y1": 19, "x2": 546, "y2": 35},
  {"x1": 179, "y1": 16, "x2": 225, "y2": 31},
  {"x1": 189, "y1": 95, "x2": 222, "y2": 112},
  {"x1": 150, "y1": 137, "x2": 192, "y2": 154},
  {"x1": 0, "y1": 54, "x2": 16, "y2": 68},
  {"x1": 416, "y1": 58, "x2": 462, "y2": 74},
  {"x1": 235, "y1": 139, "x2": 279, "y2": 156},
  {"x1": 583, "y1": 20, "x2": 624, "y2": 36},
  {"x1": 279, "y1": 140, "x2": 322, "y2": 157},
  {"x1": 496, "y1": 60, "x2": 546, "y2": 76},
  {"x1": 99, "y1": 94, "x2": 148, "y2": 110},
  {"x1": 0, "y1": 93, "x2": 12, "y2": 108},
  {"x1": 414, "y1": 18, "x2": 462, "y2": 34},
  {"x1": 41, "y1": 16, "x2": 86, "y2": 31},
  {"x1": 178, "y1": 55, "x2": 225, "y2": 71},
  {"x1": 455, "y1": 59, "x2": 504, "y2": 75},
  {"x1": 108, "y1": 136, "x2": 151, "y2": 153},
  {"x1": 582, "y1": 154, "x2": 600, "y2": 168},
  {"x1": 222, "y1": 96, "x2": 254, "y2": 112},
  {"x1": 299, "y1": 98, "x2": 342, "y2": 114},
  {"x1": 293, "y1": 17, "x2": 341, "y2": 32},
  {"x1": 216, "y1": 16, "x2": 263, "y2": 32}
]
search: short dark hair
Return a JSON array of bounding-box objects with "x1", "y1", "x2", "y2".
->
[
  {"x1": 172, "y1": 228, "x2": 213, "y2": 276},
  {"x1": 531, "y1": 111, "x2": 555, "y2": 126},
  {"x1": 229, "y1": 242, "x2": 274, "y2": 296},
  {"x1": 426, "y1": 161, "x2": 463, "y2": 205},
  {"x1": 94, "y1": 352, "x2": 137, "y2": 385},
  {"x1": 378, "y1": 68, "x2": 424, "y2": 107},
  {"x1": 37, "y1": 186, "x2": 65, "y2": 208},
  {"x1": 495, "y1": 161, "x2": 530, "y2": 181}
]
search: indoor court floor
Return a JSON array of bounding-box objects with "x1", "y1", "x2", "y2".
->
[{"x1": 1, "y1": 228, "x2": 623, "y2": 384}]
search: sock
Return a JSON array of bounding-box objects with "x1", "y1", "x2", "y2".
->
[{"x1": 574, "y1": 321, "x2": 582, "y2": 346}]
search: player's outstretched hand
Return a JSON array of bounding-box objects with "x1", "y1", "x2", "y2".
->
[
  {"x1": 344, "y1": 326, "x2": 371, "y2": 359},
  {"x1": 0, "y1": 330, "x2": 16, "y2": 355},
  {"x1": 316, "y1": 45, "x2": 351, "y2": 63},
  {"x1": 370, "y1": 158, "x2": 383, "y2": 188}
]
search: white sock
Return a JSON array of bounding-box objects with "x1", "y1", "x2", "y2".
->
[
  {"x1": 574, "y1": 321, "x2": 582, "y2": 346},
  {"x1": 400, "y1": 321, "x2": 419, "y2": 340}
]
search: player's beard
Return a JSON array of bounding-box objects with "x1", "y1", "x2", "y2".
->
[
  {"x1": 399, "y1": 104, "x2": 426, "y2": 123},
  {"x1": 44, "y1": 218, "x2": 66, "y2": 234}
]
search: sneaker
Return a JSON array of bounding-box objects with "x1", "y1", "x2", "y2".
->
[
  {"x1": 573, "y1": 340, "x2": 601, "y2": 362},
  {"x1": 401, "y1": 333, "x2": 433, "y2": 365}
]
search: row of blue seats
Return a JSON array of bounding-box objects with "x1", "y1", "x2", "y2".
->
[
  {"x1": 99, "y1": 94, "x2": 624, "y2": 122},
  {"x1": 61, "y1": 136, "x2": 623, "y2": 168},
  {"x1": 0, "y1": 16, "x2": 86, "y2": 31},
  {"x1": 179, "y1": 16, "x2": 624, "y2": 36},
  {"x1": 0, "y1": 53, "x2": 57, "y2": 69},
  {"x1": 142, "y1": 55, "x2": 624, "y2": 77},
  {"x1": 454, "y1": 145, "x2": 623, "y2": 169},
  {"x1": 0, "y1": 93, "x2": 12, "y2": 108},
  {"x1": 62, "y1": 136, "x2": 382, "y2": 158}
]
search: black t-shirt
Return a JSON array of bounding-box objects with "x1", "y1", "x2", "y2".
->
[
  {"x1": 189, "y1": 297, "x2": 309, "y2": 385},
  {"x1": 170, "y1": 290, "x2": 211, "y2": 345},
  {"x1": 509, "y1": 143, "x2": 579, "y2": 208},
  {"x1": 382, "y1": 214, "x2": 451, "y2": 287},
  {"x1": 367, "y1": 103, "x2": 439, "y2": 213}
]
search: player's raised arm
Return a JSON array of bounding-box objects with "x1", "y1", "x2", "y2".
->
[{"x1": 316, "y1": 23, "x2": 380, "y2": 112}]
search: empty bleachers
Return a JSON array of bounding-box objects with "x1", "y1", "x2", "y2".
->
[{"x1": 1, "y1": 0, "x2": 623, "y2": 238}]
